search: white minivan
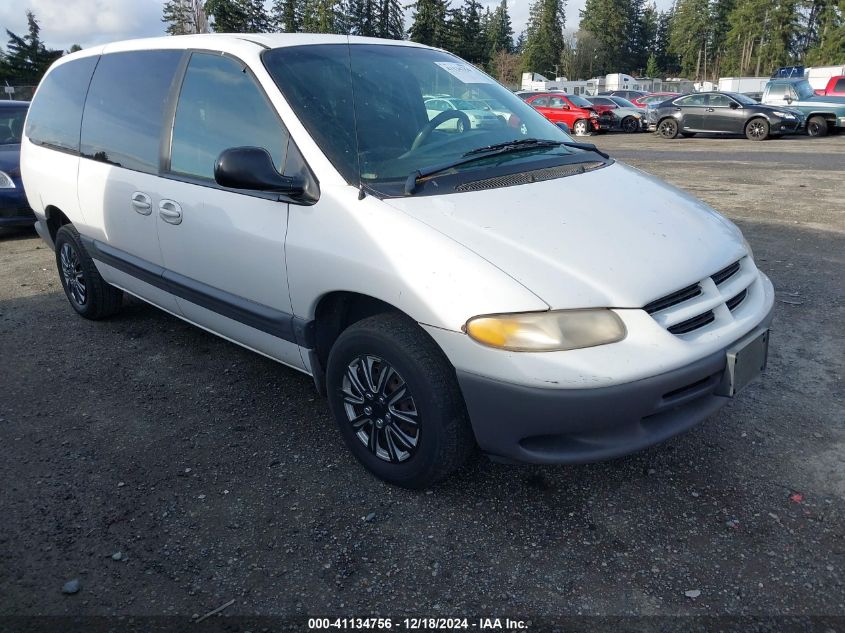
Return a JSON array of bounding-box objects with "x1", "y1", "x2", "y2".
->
[{"x1": 22, "y1": 34, "x2": 774, "y2": 488}]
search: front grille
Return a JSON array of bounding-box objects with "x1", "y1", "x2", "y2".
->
[
  {"x1": 667, "y1": 311, "x2": 715, "y2": 335},
  {"x1": 455, "y1": 162, "x2": 605, "y2": 193},
  {"x1": 643, "y1": 283, "x2": 701, "y2": 314},
  {"x1": 712, "y1": 260, "x2": 741, "y2": 285},
  {"x1": 643, "y1": 256, "x2": 757, "y2": 337},
  {"x1": 726, "y1": 288, "x2": 747, "y2": 311}
]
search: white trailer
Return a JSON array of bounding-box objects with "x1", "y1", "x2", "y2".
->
[
  {"x1": 806, "y1": 65, "x2": 845, "y2": 90},
  {"x1": 718, "y1": 77, "x2": 770, "y2": 93},
  {"x1": 521, "y1": 72, "x2": 560, "y2": 92}
]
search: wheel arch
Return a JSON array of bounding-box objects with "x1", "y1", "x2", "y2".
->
[{"x1": 45, "y1": 206, "x2": 72, "y2": 245}]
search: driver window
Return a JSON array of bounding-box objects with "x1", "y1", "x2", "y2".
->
[
  {"x1": 170, "y1": 52, "x2": 289, "y2": 180},
  {"x1": 708, "y1": 94, "x2": 731, "y2": 107},
  {"x1": 549, "y1": 97, "x2": 566, "y2": 108}
]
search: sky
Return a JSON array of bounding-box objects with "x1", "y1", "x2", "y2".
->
[{"x1": 1, "y1": 0, "x2": 672, "y2": 52}]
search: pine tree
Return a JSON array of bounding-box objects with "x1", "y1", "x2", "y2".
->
[
  {"x1": 522, "y1": 0, "x2": 566, "y2": 76},
  {"x1": 205, "y1": 0, "x2": 269, "y2": 32},
  {"x1": 272, "y1": 0, "x2": 304, "y2": 32},
  {"x1": 654, "y1": 8, "x2": 677, "y2": 74},
  {"x1": 631, "y1": 2, "x2": 658, "y2": 74},
  {"x1": 301, "y1": 0, "x2": 346, "y2": 33},
  {"x1": 805, "y1": 0, "x2": 844, "y2": 64},
  {"x1": 376, "y1": 0, "x2": 405, "y2": 39},
  {"x1": 709, "y1": 0, "x2": 734, "y2": 78},
  {"x1": 579, "y1": 0, "x2": 631, "y2": 75},
  {"x1": 0, "y1": 11, "x2": 62, "y2": 83},
  {"x1": 645, "y1": 51, "x2": 659, "y2": 75},
  {"x1": 163, "y1": 0, "x2": 209, "y2": 34},
  {"x1": 487, "y1": 0, "x2": 515, "y2": 57},
  {"x1": 722, "y1": 0, "x2": 801, "y2": 75},
  {"x1": 668, "y1": 0, "x2": 710, "y2": 78},
  {"x1": 408, "y1": 0, "x2": 449, "y2": 47}
]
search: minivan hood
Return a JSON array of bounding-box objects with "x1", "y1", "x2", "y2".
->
[{"x1": 383, "y1": 162, "x2": 745, "y2": 309}]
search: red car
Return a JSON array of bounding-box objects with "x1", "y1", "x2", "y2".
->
[
  {"x1": 522, "y1": 93, "x2": 604, "y2": 136},
  {"x1": 631, "y1": 92, "x2": 679, "y2": 108},
  {"x1": 814, "y1": 75, "x2": 845, "y2": 97}
]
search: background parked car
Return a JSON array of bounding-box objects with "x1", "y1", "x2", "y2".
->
[
  {"x1": 0, "y1": 101, "x2": 35, "y2": 230},
  {"x1": 632, "y1": 92, "x2": 681, "y2": 108},
  {"x1": 652, "y1": 91, "x2": 804, "y2": 140},
  {"x1": 521, "y1": 93, "x2": 606, "y2": 136},
  {"x1": 424, "y1": 96, "x2": 503, "y2": 132},
  {"x1": 598, "y1": 89, "x2": 649, "y2": 102},
  {"x1": 585, "y1": 96, "x2": 644, "y2": 132},
  {"x1": 814, "y1": 75, "x2": 845, "y2": 97},
  {"x1": 761, "y1": 78, "x2": 845, "y2": 136}
]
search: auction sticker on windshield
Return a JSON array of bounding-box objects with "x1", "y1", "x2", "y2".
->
[{"x1": 434, "y1": 61, "x2": 493, "y2": 84}]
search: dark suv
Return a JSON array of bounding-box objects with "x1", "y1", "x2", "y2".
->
[{"x1": 0, "y1": 101, "x2": 35, "y2": 229}]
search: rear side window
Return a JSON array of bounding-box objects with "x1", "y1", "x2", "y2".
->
[
  {"x1": 81, "y1": 50, "x2": 183, "y2": 172},
  {"x1": 170, "y1": 52, "x2": 289, "y2": 180},
  {"x1": 834, "y1": 78, "x2": 845, "y2": 92},
  {"x1": 25, "y1": 56, "x2": 98, "y2": 152}
]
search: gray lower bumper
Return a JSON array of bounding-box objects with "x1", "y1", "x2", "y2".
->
[
  {"x1": 457, "y1": 309, "x2": 774, "y2": 465},
  {"x1": 33, "y1": 218, "x2": 55, "y2": 250}
]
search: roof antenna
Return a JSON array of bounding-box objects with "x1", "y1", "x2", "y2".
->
[{"x1": 345, "y1": 35, "x2": 366, "y2": 200}]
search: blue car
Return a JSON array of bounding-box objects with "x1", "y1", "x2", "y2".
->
[{"x1": 0, "y1": 100, "x2": 35, "y2": 229}]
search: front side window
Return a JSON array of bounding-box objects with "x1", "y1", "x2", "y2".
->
[
  {"x1": 0, "y1": 107, "x2": 28, "y2": 145},
  {"x1": 262, "y1": 44, "x2": 581, "y2": 195},
  {"x1": 549, "y1": 97, "x2": 567, "y2": 108},
  {"x1": 707, "y1": 94, "x2": 733, "y2": 107},
  {"x1": 81, "y1": 50, "x2": 183, "y2": 172},
  {"x1": 25, "y1": 56, "x2": 98, "y2": 152},
  {"x1": 567, "y1": 94, "x2": 593, "y2": 108},
  {"x1": 170, "y1": 53, "x2": 289, "y2": 180},
  {"x1": 766, "y1": 84, "x2": 788, "y2": 98}
]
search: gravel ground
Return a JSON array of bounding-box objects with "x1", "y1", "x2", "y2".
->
[{"x1": 1, "y1": 133, "x2": 843, "y2": 629}]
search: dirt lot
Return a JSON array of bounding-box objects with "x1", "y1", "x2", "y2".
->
[{"x1": 1, "y1": 133, "x2": 843, "y2": 629}]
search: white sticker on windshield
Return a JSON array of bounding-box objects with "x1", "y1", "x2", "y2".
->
[{"x1": 434, "y1": 61, "x2": 493, "y2": 84}]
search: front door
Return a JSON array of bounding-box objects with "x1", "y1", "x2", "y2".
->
[
  {"x1": 154, "y1": 51, "x2": 304, "y2": 370},
  {"x1": 707, "y1": 94, "x2": 747, "y2": 134}
]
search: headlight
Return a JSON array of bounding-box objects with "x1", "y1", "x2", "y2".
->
[
  {"x1": 0, "y1": 170, "x2": 15, "y2": 189},
  {"x1": 771, "y1": 111, "x2": 795, "y2": 119},
  {"x1": 465, "y1": 309, "x2": 626, "y2": 352}
]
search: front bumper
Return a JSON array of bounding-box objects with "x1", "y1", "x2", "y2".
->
[{"x1": 456, "y1": 303, "x2": 774, "y2": 465}]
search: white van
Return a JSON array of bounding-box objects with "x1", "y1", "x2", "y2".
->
[{"x1": 22, "y1": 34, "x2": 774, "y2": 488}]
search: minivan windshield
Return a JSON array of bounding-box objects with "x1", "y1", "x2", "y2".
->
[{"x1": 262, "y1": 44, "x2": 592, "y2": 196}]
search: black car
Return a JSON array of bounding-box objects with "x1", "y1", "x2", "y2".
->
[
  {"x1": 0, "y1": 101, "x2": 35, "y2": 229},
  {"x1": 652, "y1": 91, "x2": 804, "y2": 141}
]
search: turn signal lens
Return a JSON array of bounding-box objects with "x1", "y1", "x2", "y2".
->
[{"x1": 465, "y1": 309, "x2": 626, "y2": 352}]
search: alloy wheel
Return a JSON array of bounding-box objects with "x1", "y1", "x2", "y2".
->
[
  {"x1": 341, "y1": 355, "x2": 420, "y2": 463},
  {"x1": 658, "y1": 119, "x2": 677, "y2": 138},
  {"x1": 747, "y1": 120, "x2": 767, "y2": 140},
  {"x1": 60, "y1": 242, "x2": 87, "y2": 306},
  {"x1": 573, "y1": 120, "x2": 589, "y2": 136}
]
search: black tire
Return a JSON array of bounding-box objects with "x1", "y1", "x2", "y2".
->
[
  {"x1": 807, "y1": 115, "x2": 828, "y2": 137},
  {"x1": 657, "y1": 118, "x2": 679, "y2": 139},
  {"x1": 54, "y1": 224, "x2": 122, "y2": 319},
  {"x1": 572, "y1": 119, "x2": 591, "y2": 136},
  {"x1": 745, "y1": 117, "x2": 769, "y2": 141},
  {"x1": 326, "y1": 313, "x2": 474, "y2": 488},
  {"x1": 456, "y1": 118, "x2": 466, "y2": 133},
  {"x1": 680, "y1": 132, "x2": 696, "y2": 138},
  {"x1": 621, "y1": 116, "x2": 639, "y2": 133}
]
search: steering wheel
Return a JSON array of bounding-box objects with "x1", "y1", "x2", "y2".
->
[{"x1": 410, "y1": 110, "x2": 471, "y2": 151}]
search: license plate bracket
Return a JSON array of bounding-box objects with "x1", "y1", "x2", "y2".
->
[{"x1": 716, "y1": 328, "x2": 770, "y2": 397}]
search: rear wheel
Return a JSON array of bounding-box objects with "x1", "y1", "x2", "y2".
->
[
  {"x1": 657, "y1": 118, "x2": 679, "y2": 139},
  {"x1": 572, "y1": 119, "x2": 591, "y2": 136},
  {"x1": 54, "y1": 225, "x2": 122, "y2": 320},
  {"x1": 745, "y1": 117, "x2": 769, "y2": 141},
  {"x1": 326, "y1": 313, "x2": 474, "y2": 488},
  {"x1": 621, "y1": 116, "x2": 639, "y2": 133},
  {"x1": 807, "y1": 115, "x2": 828, "y2": 137}
]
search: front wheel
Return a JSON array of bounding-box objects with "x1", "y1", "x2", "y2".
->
[
  {"x1": 54, "y1": 225, "x2": 123, "y2": 319},
  {"x1": 807, "y1": 115, "x2": 828, "y2": 137},
  {"x1": 621, "y1": 116, "x2": 639, "y2": 133},
  {"x1": 657, "y1": 118, "x2": 679, "y2": 139},
  {"x1": 745, "y1": 118, "x2": 769, "y2": 141},
  {"x1": 326, "y1": 314, "x2": 474, "y2": 488},
  {"x1": 572, "y1": 119, "x2": 591, "y2": 136}
]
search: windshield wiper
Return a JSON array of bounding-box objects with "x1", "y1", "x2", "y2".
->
[
  {"x1": 404, "y1": 138, "x2": 610, "y2": 195},
  {"x1": 404, "y1": 140, "x2": 560, "y2": 195}
]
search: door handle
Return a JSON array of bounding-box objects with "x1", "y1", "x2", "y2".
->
[
  {"x1": 159, "y1": 199, "x2": 183, "y2": 225},
  {"x1": 130, "y1": 192, "x2": 152, "y2": 215}
]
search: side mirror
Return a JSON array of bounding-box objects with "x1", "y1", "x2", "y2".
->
[
  {"x1": 729, "y1": 102, "x2": 739, "y2": 109},
  {"x1": 214, "y1": 147, "x2": 304, "y2": 196}
]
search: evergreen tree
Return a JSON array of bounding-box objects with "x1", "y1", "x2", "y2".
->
[
  {"x1": 301, "y1": 0, "x2": 347, "y2": 33},
  {"x1": 579, "y1": 0, "x2": 631, "y2": 75},
  {"x1": 205, "y1": 0, "x2": 269, "y2": 32},
  {"x1": 645, "y1": 51, "x2": 659, "y2": 75},
  {"x1": 668, "y1": 0, "x2": 710, "y2": 77},
  {"x1": 0, "y1": 11, "x2": 62, "y2": 83},
  {"x1": 163, "y1": 0, "x2": 209, "y2": 34},
  {"x1": 408, "y1": 0, "x2": 449, "y2": 47},
  {"x1": 654, "y1": 8, "x2": 677, "y2": 74},
  {"x1": 631, "y1": 1, "x2": 658, "y2": 74},
  {"x1": 522, "y1": 0, "x2": 566, "y2": 76},
  {"x1": 805, "y1": 0, "x2": 844, "y2": 64},
  {"x1": 722, "y1": 0, "x2": 801, "y2": 75},
  {"x1": 272, "y1": 0, "x2": 304, "y2": 32},
  {"x1": 487, "y1": 0, "x2": 515, "y2": 57},
  {"x1": 709, "y1": 0, "x2": 735, "y2": 78},
  {"x1": 376, "y1": 0, "x2": 405, "y2": 39}
]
